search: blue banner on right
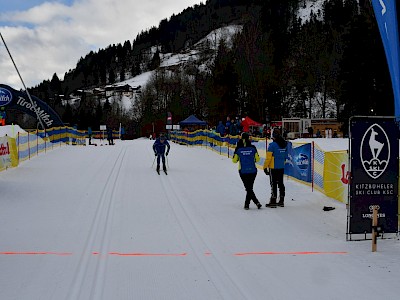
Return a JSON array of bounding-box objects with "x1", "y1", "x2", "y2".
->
[
  {"x1": 285, "y1": 142, "x2": 312, "y2": 183},
  {"x1": 371, "y1": 0, "x2": 400, "y2": 116}
]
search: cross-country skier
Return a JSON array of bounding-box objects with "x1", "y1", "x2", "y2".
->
[
  {"x1": 153, "y1": 134, "x2": 170, "y2": 174},
  {"x1": 264, "y1": 128, "x2": 288, "y2": 207},
  {"x1": 232, "y1": 132, "x2": 262, "y2": 210}
]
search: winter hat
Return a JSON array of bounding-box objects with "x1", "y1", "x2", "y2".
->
[
  {"x1": 241, "y1": 132, "x2": 249, "y2": 140},
  {"x1": 272, "y1": 129, "x2": 281, "y2": 139}
]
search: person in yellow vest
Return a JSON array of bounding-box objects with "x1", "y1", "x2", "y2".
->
[{"x1": 264, "y1": 128, "x2": 288, "y2": 207}]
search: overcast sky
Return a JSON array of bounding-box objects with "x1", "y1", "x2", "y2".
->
[{"x1": 0, "y1": 0, "x2": 204, "y2": 90}]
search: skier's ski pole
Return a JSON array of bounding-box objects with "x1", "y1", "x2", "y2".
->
[
  {"x1": 166, "y1": 156, "x2": 170, "y2": 169},
  {"x1": 151, "y1": 156, "x2": 156, "y2": 168}
]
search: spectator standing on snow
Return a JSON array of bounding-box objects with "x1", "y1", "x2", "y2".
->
[
  {"x1": 264, "y1": 128, "x2": 288, "y2": 208},
  {"x1": 153, "y1": 134, "x2": 170, "y2": 174},
  {"x1": 216, "y1": 121, "x2": 225, "y2": 137},
  {"x1": 232, "y1": 132, "x2": 262, "y2": 210},
  {"x1": 225, "y1": 117, "x2": 231, "y2": 136},
  {"x1": 229, "y1": 119, "x2": 239, "y2": 136},
  {"x1": 107, "y1": 127, "x2": 114, "y2": 145},
  {"x1": 88, "y1": 127, "x2": 92, "y2": 145}
]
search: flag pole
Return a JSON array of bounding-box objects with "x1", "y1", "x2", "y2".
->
[{"x1": 0, "y1": 32, "x2": 46, "y2": 129}]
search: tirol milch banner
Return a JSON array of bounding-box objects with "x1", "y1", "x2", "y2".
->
[
  {"x1": 348, "y1": 117, "x2": 399, "y2": 235},
  {"x1": 0, "y1": 84, "x2": 64, "y2": 128}
]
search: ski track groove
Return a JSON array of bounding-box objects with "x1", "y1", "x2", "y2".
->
[
  {"x1": 65, "y1": 147, "x2": 127, "y2": 300},
  {"x1": 158, "y1": 171, "x2": 248, "y2": 300}
]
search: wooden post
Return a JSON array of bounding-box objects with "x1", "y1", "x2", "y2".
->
[{"x1": 372, "y1": 207, "x2": 378, "y2": 252}]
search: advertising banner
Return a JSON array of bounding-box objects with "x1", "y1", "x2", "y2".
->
[
  {"x1": 0, "y1": 84, "x2": 64, "y2": 128},
  {"x1": 285, "y1": 142, "x2": 312, "y2": 183},
  {"x1": 324, "y1": 151, "x2": 349, "y2": 203},
  {"x1": 349, "y1": 117, "x2": 399, "y2": 234},
  {"x1": 0, "y1": 136, "x2": 18, "y2": 171}
]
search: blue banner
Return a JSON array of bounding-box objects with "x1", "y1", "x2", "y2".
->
[
  {"x1": 371, "y1": 0, "x2": 400, "y2": 117},
  {"x1": 0, "y1": 84, "x2": 64, "y2": 128},
  {"x1": 285, "y1": 142, "x2": 312, "y2": 183}
]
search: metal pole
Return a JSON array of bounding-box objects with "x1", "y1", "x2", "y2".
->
[
  {"x1": 372, "y1": 207, "x2": 378, "y2": 252},
  {"x1": 0, "y1": 32, "x2": 46, "y2": 130}
]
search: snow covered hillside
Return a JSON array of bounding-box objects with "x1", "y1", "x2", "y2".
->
[
  {"x1": 298, "y1": 0, "x2": 325, "y2": 23},
  {"x1": 104, "y1": 0, "x2": 327, "y2": 113},
  {"x1": 0, "y1": 136, "x2": 399, "y2": 300}
]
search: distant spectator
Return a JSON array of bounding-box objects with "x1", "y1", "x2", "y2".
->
[
  {"x1": 282, "y1": 128, "x2": 288, "y2": 140},
  {"x1": 229, "y1": 120, "x2": 239, "y2": 136},
  {"x1": 225, "y1": 117, "x2": 231, "y2": 135},
  {"x1": 308, "y1": 127, "x2": 314, "y2": 137},
  {"x1": 107, "y1": 127, "x2": 114, "y2": 145},
  {"x1": 121, "y1": 126, "x2": 126, "y2": 140},
  {"x1": 88, "y1": 126, "x2": 92, "y2": 145},
  {"x1": 216, "y1": 121, "x2": 225, "y2": 137}
]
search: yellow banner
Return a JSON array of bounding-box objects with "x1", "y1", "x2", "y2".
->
[
  {"x1": 323, "y1": 151, "x2": 349, "y2": 203},
  {"x1": 0, "y1": 136, "x2": 19, "y2": 171}
]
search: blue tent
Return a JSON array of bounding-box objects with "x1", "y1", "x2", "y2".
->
[{"x1": 179, "y1": 115, "x2": 207, "y2": 126}]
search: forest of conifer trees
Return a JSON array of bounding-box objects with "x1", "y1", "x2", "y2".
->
[{"x1": 25, "y1": 0, "x2": 396, "y2": 136}]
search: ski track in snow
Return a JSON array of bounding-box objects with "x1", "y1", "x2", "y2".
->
[
  {"x1": 1, "y1": 137, "x2": 400, "y2": 300},
  {"x1": 159, "y1": 168, "x2": 247, "y2": 299},
  {"x1": 66, "y1": 147, "x2": 127, "y2": 300}
]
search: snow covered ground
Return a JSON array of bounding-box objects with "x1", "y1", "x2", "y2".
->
[{"x1": 0, "y1": 132, "x2": 399, "y2": 299}]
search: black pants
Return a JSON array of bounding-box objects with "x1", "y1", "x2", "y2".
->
[
  {"x1": 239, "y1": 172, "x2": 259, "y2": 205},
  {"x1": 156, "y1": 154, "x2": 166, "y2": 169},
  {"x1": 269, "y1": 168, "x2": 285, "y2": 199}
]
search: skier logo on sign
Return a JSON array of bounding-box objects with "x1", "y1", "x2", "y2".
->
[{"x1": 360, "y1": 124, "x2": 390, "y2": 179}]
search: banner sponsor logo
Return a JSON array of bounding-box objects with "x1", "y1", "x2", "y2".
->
[
  {"x1": 360, "y1": 124, "x2": 390, "y2": 179},
  {"x1": 0, "y1": 87, "x2": 12, "y2": 106},
  {"x1": 0, "y1": 84, "x2": 64, "y2": 128},
  {"x1": 349, "y1": 117, "x2": 398, "y2": 234},
  {"x1": 295, "y1": 153, "x2": 309, "y2": 170},
  {"x1": 0, "y1": 141, "x2": 10, "y2": 156},
  {"x1": 285, "y1": 143, "x2": 312, "y2": 182},
  {"x1": 16, "y1": 96, "x2": 53, "y2": 127},
  {"x1": 0, "y1": 137, "x2": 12, "y2": 169}
]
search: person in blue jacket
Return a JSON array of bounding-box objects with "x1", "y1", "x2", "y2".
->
[
  {"x1": 216, "y1": 121, "x2": 225, "y2": 137},
  {"x1": 153, "y1": 134, "x2": 170, "y2": 173},
  {"x1": 232, "y1": 132, "x2": 262, "y2": 210},
  {"x1": 264, "y1": 128, "x2": 288, "y2": 207}
]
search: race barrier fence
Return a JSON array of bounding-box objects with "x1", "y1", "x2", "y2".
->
[
  {"x1": 0, "y1": 126, "x2": 87, "y2": 171},
  {"x1": 170, "y1": 130, "x2": 349, "y2": 204}
]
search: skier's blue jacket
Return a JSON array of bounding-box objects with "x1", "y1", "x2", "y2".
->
[
  {"x1": 232, "y1": 145, "x2": 260, "y2": 174},
  {"x1": 153, "y1": 138, "x2": 170, "y2": 155},
  {"x1": 264, "y1": 141, "x2": 287, "y2": 170}
]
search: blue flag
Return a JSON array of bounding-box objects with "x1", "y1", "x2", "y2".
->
[{"x1": 371, "y1": 0, "x2": 400, "y2": 117}]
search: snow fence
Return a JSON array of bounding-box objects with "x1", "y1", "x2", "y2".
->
[
  {"x1": 170, "y1": 130, "x2": 349, "y2": 204},
  {"x1": 0, "y1": 126, "x2": 86, "y2": 171}
]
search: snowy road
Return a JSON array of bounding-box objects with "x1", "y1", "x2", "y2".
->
[{"x1": 0, "y1": 138, "x2": 399, "y2": 300}]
